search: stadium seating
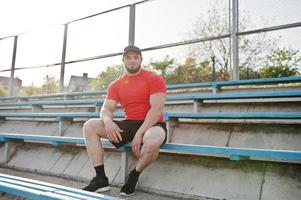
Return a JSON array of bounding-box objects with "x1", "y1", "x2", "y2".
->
[
  {"x1": 1, "y1": 133, "x2": 300, "y2": 161},
  {"x1": 0, "y1": 90, "x2": 300, "y2": 109},
  {"x1": 1, "y1": 76, "x2": 300, "y2": 199},
  {"x1": 0, "y1": 76, "x2": 300, "y2": 102},
  {"x1": 0, "y1": 173, "x2": 121, "y2": 200},
  {"x1": 1, "y1": 132, "x2": 301, "y2": 184}
]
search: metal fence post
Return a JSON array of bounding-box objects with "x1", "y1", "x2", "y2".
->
[
  {"x1": 60, "y1": 24, "x2": 68, "y2": 92},
  {"x1": 129, "y1": 4, "x2": 136, "y2": 45},
  {"x1": 8, "y1": 36, "x2": 18, "y2": 96},
  {"x1": 231, "y1": 0, "x2": 239, "y2": 80}
]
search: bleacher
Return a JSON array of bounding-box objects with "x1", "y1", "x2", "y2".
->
[
  {"x1": 0, "y1": 76, "x2": 300, "y2": 101},
  {"x1": 0, "y1": 173, "x2": 121, "y2": 200},
  {"x1": 0, "y1": 77, "x2": 301, "y2": 200}
]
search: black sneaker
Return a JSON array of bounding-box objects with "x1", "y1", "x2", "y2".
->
[
  {"x1": 83, "y1": 176, "x2": 110, "y2": 192},
  {"x1": 120, "y1": 177, "x2": 137, "y2": 197}
]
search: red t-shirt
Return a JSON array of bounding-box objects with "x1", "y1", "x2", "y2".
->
[{"x1": 106, "y1": 69, "x2": 166, "y2": 121}]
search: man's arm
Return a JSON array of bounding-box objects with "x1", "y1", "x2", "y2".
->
[
  {"x1": 100, "y1": 99, "x2": 123, "y2": 143},
  {"x1": 131, "y1": 92, "x2": 166, "y2": 157},
  {"x1": 100, "y1": 99, "x2": 116, "y2": 124}
]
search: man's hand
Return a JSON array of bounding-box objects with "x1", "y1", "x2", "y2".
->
[
  {"x1": 132, "y1": 133, "x2": 143, "y2": 158},
  {"x1": 104, "y1": 120, "x2": 123, "y2": 143}
]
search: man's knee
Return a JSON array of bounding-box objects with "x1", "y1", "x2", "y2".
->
[
  {"x1": 83, "y1": 119, "x2": 103, "y2": 138},
  {"x1": 142, "y1": 129, "x2": 164, "y2": 153},
  {"x1": 142, "y1": 127, "x2": 165, "y2": 150},
  {"x1": 142, "y1": 141, "x2": 160, "y2": 153}
]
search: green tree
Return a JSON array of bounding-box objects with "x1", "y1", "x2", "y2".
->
[
  {"x1": 165, "y1": 57, "x2": 200, "y2": 84},
  {"x1": 0, "y1": 86, "x2": 8, "y2": 97},
  {"x1": 181, "y1": 57, "x2": 201, "y2": 83},
  {"x1": 164, "y1": 56, "x2": 230, "y2": 84},
  {"x1": 260, "y1": 48, "x2": 301, "y2": 78},
  {"x1": 199, "y1": 60, "x2": 214, "y2": 82},
  {"x1": 186, "y1": 0, "x2": 277, "y2": 80},
  {"x1": 42, "y1": 75, "x2": 59, "y2": 94},
  {"x1": 150, "y1": 55, "x2": 174, "y2": 78},
  {"x1": 20, "y1": 83, "x2": 42, "y2": 96},
  {"x1": 239, "y1": 67, "x2": 260, "y2": 80},
  {"x1": 92, "y1": 65, "x2": 123, "y2": 89}
]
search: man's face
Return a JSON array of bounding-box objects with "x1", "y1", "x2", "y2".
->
[{"x1": 122, "y1": 51, "x2": 142, "y2": 74}]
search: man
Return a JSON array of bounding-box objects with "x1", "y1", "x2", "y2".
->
[{"x1": 82, "y1": 45, "x2": 167, "y2": 197}]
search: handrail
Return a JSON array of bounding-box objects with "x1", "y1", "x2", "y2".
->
[
  {"x1": 0, "y1": 133, "x2": 300, "y2": 161},
  {"x1": 167, "y1": 76, "x2": 301, "y2": 90},
  {"x1": 164, "y1": 112, "x2": 301, "y2": 120},
  {"x1": 0, "y1": 111, "x2": 301, "y2": 121},
  {"x1": 0, "y1": 99, "x2": 104, "y2": 107},
  {"x1": 1, "y1": 90, "x2": 301, "y2": 107},
  {"x1": 167, "y1": 90, "x2": 301, "y2": 101},
  {"x1": 1, "y1": 76, "x2": 300, "y2": 101}
]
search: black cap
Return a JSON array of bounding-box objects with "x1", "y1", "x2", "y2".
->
[{"x1": 123, "y1": 45, "x2": 142, "y2": 56}]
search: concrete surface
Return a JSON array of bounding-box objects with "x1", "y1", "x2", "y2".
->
[
  {"x1": 171, "y1": 123, "x2": 301, "y2": 150},
  {"x1": 0, "y1": 167, "x2": 212, "y2": 200},
  {"x1": 0, "y1": 142, "x2": 300, "y2": 200}
]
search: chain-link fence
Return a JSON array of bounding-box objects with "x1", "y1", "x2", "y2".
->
[{"x1": 0, "y1": 0, "x2": 300, "y2": 96}]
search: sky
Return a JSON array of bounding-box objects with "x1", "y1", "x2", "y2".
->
[
  {"x1": 0, "y1": 0, "x2": 300, "y2": 87},
  {"x1": 0, "y1": 0, "x2": 139, "y2": 37}
]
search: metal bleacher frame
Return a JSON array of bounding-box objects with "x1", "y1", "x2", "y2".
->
[
  {"x1": 1, "y1": 0, "x2": 300, "y2": 195},
  {"x1": 0, "y1": 76, "x2": 301, "y2": 198},
  {"x1": 0, "y1": 76, "x2": 300, "y2": 102},
  {"x1": 1, "y1": 133, "x2": 301, "y2": 185},
  {"x1": 0, "y1": 90, "x2": 301, "y2": 109},
  {"x1": 0, "y1": 173, "x2": 121, "y2": 200},
  {"x1": 0, "y1": 111, "x2": 301, "y2": 138}
]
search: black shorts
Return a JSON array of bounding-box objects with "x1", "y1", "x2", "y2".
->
[{"x1": 110, "y1": 120, "x2": 167, "y2": 149}]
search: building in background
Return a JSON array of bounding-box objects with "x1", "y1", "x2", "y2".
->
[
  {"x1": 67, "y1": 73, "x2": 95, "y2": 92},
  {"x1": 0, "y1": 76, "x2": 22, "y2": 95}
]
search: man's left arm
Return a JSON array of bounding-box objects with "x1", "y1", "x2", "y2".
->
[{"x1": 131, "y1": 92, "x2": 166, "y2": 157}]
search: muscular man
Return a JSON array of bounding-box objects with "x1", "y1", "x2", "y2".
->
[{"x1": 82, "y1": 45, "x2": 167, "y2": 197}]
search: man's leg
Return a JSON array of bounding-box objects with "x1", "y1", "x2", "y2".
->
[
  {"x1": 82, "y1": 118, "x2": 110, "y2": 192},
  {"x1": 120, "y1": 126, "x2": 165, "y2": 196},
  {"x1": 83, "y1": 118, "x2": 108, "y2": 166},
  {"x1": 136, "y1": 126, "x2": 165, "y2": 171}
]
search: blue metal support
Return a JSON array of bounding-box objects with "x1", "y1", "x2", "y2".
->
[
  {"x1": 0, "y1": 133, "x2": 301, "y2": 162},
  {"x1": 165, "y1": 112, "x2": 301, "y2": 120},
  {"x1": 0, "y1": 173, "x2": 121, "y2": 200}
]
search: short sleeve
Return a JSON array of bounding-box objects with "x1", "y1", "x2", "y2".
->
[
  {"x1": 148, "y1": 73, "x2": 167, "y2": 95},
  {"x1": 106, "y1": 81, "x2": 119, "y2": 102}
]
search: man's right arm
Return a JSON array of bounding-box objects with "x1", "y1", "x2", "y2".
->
[
  {"x1": 100, "y1": 99, "x2": 116, "y2": 124},
  {"x1": 100, "y1": 99, "x2": 123, "y2": 143}
]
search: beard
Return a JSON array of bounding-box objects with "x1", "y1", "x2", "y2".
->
[{"x1": 125, "y1": 65, "x2": 141, "y2": 74}]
